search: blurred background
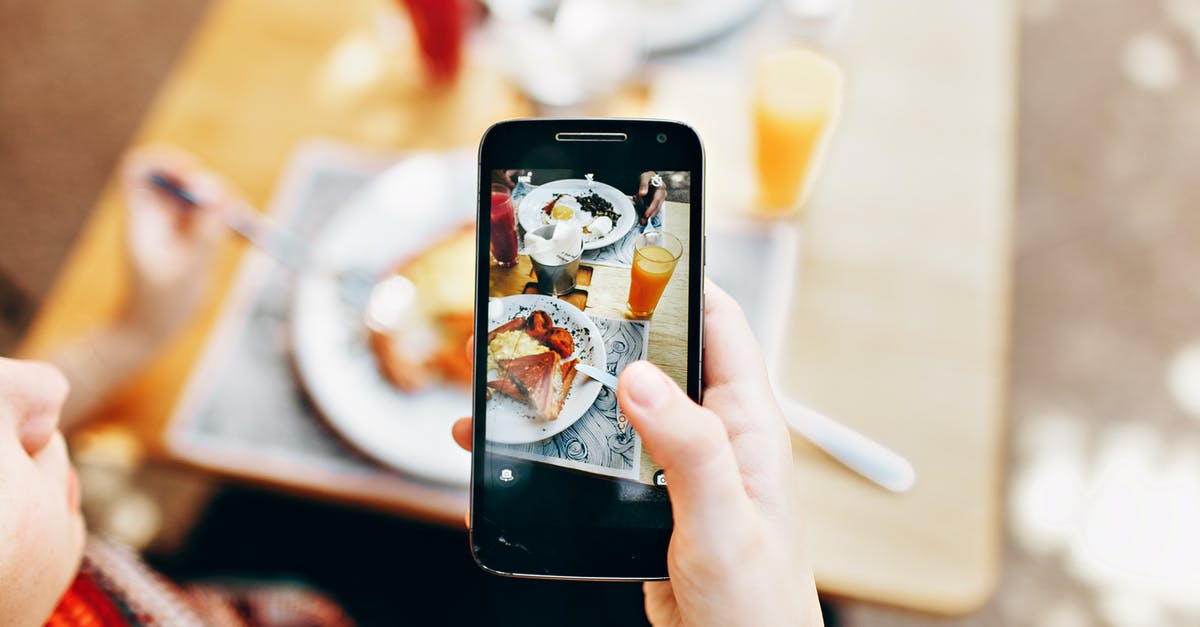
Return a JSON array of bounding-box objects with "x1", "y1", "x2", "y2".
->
[{"x1": 3, "y1": 0, "x2": 1200, "y2": 625}]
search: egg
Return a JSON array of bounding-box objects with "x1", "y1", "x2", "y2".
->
[
  {"x1": 588, "y1": 216, "x2": 613, "y2": 237},
  {"x1": 551, "y1": 203, "x2": 575, "y2": 221},
  {"x1": 549, "y1": 195, "x2": 581, "y2": 222}
]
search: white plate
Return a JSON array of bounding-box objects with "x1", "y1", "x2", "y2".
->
[
  {"x1": 517, "y1": 179, "x2": 636, "y2": 251},
  {"x1": 634, "y1": 0, "x2": 770, "y2": 53},
  {"x1": 484, "y1": 294, "x2": 606, "y2": 444},
  {"x1": 484, "y1": 0, "x2": 769, "y2": 55},
  {"x1": 290, "y1": 152, "x2": 476, "y2": 486}
]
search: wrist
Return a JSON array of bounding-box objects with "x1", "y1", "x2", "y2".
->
[{"x1": 118, "y1": 279, "x2": 206, "y2": 345}]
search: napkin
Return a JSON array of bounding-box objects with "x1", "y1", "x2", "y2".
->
[{"x1": 524, "y1": 222, "x2": 583, "y2": 265}]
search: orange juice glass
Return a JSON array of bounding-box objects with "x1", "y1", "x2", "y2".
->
[
  {"x1": 628, "y1": 232, "x2": 683, "y2": 317},
  {"x1": 754, "y1": 48, "x2": 843, "y2": 216}
]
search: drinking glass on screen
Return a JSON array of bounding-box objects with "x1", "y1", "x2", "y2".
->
[
  {"x1": 627, "y1": 231, "x2": 682, "y2": 318},
  {"x1": 490, "y1": 188, "x2": 519, "y2": 267}
]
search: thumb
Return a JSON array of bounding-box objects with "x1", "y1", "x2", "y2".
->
[{"x1": 618, "y1": 361, "x2": 750, "y2": 526}]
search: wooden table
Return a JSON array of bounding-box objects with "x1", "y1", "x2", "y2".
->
[
  {"x1": 636, "y1": 0, "x2": 1012, "y2": 613},
  {"x1": 20, "y1": 0, "x2": 1011, "y2": 616}
]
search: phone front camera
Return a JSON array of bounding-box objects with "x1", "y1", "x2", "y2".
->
[{"x1": 656, "y1": 133, "x2": 667, "y2": 143}]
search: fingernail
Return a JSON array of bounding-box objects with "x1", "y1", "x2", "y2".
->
[{"x1": 624, "y1": 363, "x2": 671, "y2": 411}]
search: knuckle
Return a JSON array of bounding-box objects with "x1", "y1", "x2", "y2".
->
[{"x1": 30, "y1": 361, "x2": 70, "y2": 397}]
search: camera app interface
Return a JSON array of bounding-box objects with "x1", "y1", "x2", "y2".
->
[{"x1": 485, "y1": 168, "x2": 691, "y2": 487}]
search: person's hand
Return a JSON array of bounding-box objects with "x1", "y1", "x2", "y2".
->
[
  {"x1": 451, "y1": 281, "x2": 822, "y2": 626},
  {"x1": 636, "y1": 171, "x2": 667, "y2": 225},
  {"x1": 118, "y1": 147, "x2": 235, "y2": 341},
  {"x1": 491, "y1": 169, "x2": 522, "y2": 192}
]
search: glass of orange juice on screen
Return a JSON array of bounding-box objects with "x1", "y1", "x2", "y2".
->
[
  {"x1": 754, "y1": 48, "x2": 843, "y2": 216},
  {"x1": 628, "y1": 232, "x2": 683, "y2": 318}
]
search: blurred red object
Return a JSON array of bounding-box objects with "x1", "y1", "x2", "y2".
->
[{"x1": 396, "y1": 0, "x2": 472, "y2": 85}]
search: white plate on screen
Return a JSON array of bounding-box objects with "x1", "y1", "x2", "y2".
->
[
  {"x1": 290, "y1": 151, "x2": 475, "y2": 486},
  {"x1": 517, "y1": 179, "x2": 636, "y2": 251},
  {"x1": 485, "y1": 294, "x2": 606, "y2": 444}
]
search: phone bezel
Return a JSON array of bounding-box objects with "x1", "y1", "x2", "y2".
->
[{"x1": 471, "y1": 118, "x2": 704, "y2": 580}]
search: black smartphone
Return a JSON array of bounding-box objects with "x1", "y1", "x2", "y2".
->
[{"x1": 471, "y1": 119, "x2": 704, "y2": 580}]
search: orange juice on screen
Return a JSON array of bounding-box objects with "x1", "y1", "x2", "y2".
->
[
  {"x1": 754, "y1": 49, "x2": 843, "y2": 215},
  {"x1": 628, "y1": 232, "x2": 683, "y2": 317}
]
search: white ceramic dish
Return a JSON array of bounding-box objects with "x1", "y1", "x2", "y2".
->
[
  {"x1": 517, "y1": 179, "x2": 636, "y2": 251},
  {"x1": 290, "y1": 152, "x2": 475, "y2": 486},
  {"x1": 484, "y1": 294, "x2": 606, "y2": 444}
]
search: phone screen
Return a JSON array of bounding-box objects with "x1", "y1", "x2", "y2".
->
[{"x1": 472, "y1": 120, "x2": 703, "y2": 579}]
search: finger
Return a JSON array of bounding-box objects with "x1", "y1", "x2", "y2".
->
[
  {"x1": 121, "y1": 145, "x2": 196, "y2": 191},
  {"x1": 0, "y1": 358, "x2": 69, "y2": 456},
  {"x1": 452, "y1": 417, "x2": 473, "y2": 452},
  {"x1": 122, "y1": 146, "x2": 228, "y2": 243},
  {"x1": 701, "y1": 280, "x2": 771, "y2": 390},
  {"x1": 645, "y1": 195, "x2": 663, "y2": 221},
  {"x1": 617, "y1": 361, "x2": 751, "y2": 526},
  {"x1": 122, "y1": 147, "x2": 200, "y2": 216},
  {"x1": 700, "y1": 282, "x2": 794, "y2": 513},
  {"x1": 638, "y1": 171, "x2": 652, "y2": 196},
  {"x1": 642, "y1": 582, "x2": 674, "y2": 618},
  {"x1": 465, "y1": 335, "x2": 475, "y2": 367}
]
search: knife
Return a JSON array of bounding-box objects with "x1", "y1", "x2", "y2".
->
[
  {"x1": 575, "y1": 362, "x2": 619, "y2": 389},
  {"x1": 776, "y1": 392, "x2": 916, "y2": 493}
]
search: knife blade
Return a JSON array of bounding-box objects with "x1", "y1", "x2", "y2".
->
[{"x1": 575, "y1": 362, "x2": 619, "y2": 389}]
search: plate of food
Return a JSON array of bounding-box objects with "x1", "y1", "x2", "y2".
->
[
  {"x1": 485, "y1": 294, "x2": 606, "y2": 444},
  {"x1": 290, "y1": 151, "x2": 476, "y2": 486},
  {"x1": 517, "y1": 179, "x2": 636, "y2": 251}
]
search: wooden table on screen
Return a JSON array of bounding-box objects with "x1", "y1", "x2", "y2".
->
[{"x1": 18, "y1": 0, "x2": 1012, "y2": 616}]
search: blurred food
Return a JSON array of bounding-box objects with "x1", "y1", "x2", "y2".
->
[{"x1": 369, "y1": 223, "x2": 475, "y2": 391}]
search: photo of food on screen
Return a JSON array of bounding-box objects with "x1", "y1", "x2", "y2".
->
[{"x1": 485, "y1": 169, "x2": 690, "y2": 487}]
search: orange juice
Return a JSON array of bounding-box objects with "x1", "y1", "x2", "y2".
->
[
  {"x1": 628, "y1": 243, "x2": 679, "y2": 317},
  {"x1": 753, "y1": 49, "x2": 843, "y2": 215}
]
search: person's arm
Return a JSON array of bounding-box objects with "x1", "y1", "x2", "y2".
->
[
  {"x1": 48, "y1": 324, "x2": 163, "y2": 431},
  {"x1": 40, "y1": 147, "x2": 233, "y2": 431},
  {"x1": 634, "y1": 171, "x2": 667, "y2": 224}
]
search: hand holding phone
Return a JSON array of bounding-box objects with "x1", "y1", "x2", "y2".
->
[
  {"x1": 455, "y1": 281, "x2": 822, "y2": 625},
  {"x1": 623, "y1": 282, "x2": 822, "y2": 627}
]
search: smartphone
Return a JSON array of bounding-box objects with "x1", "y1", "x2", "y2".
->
[{"x1": 471, "y1": 119, "x2": 704, "y2": 580}]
